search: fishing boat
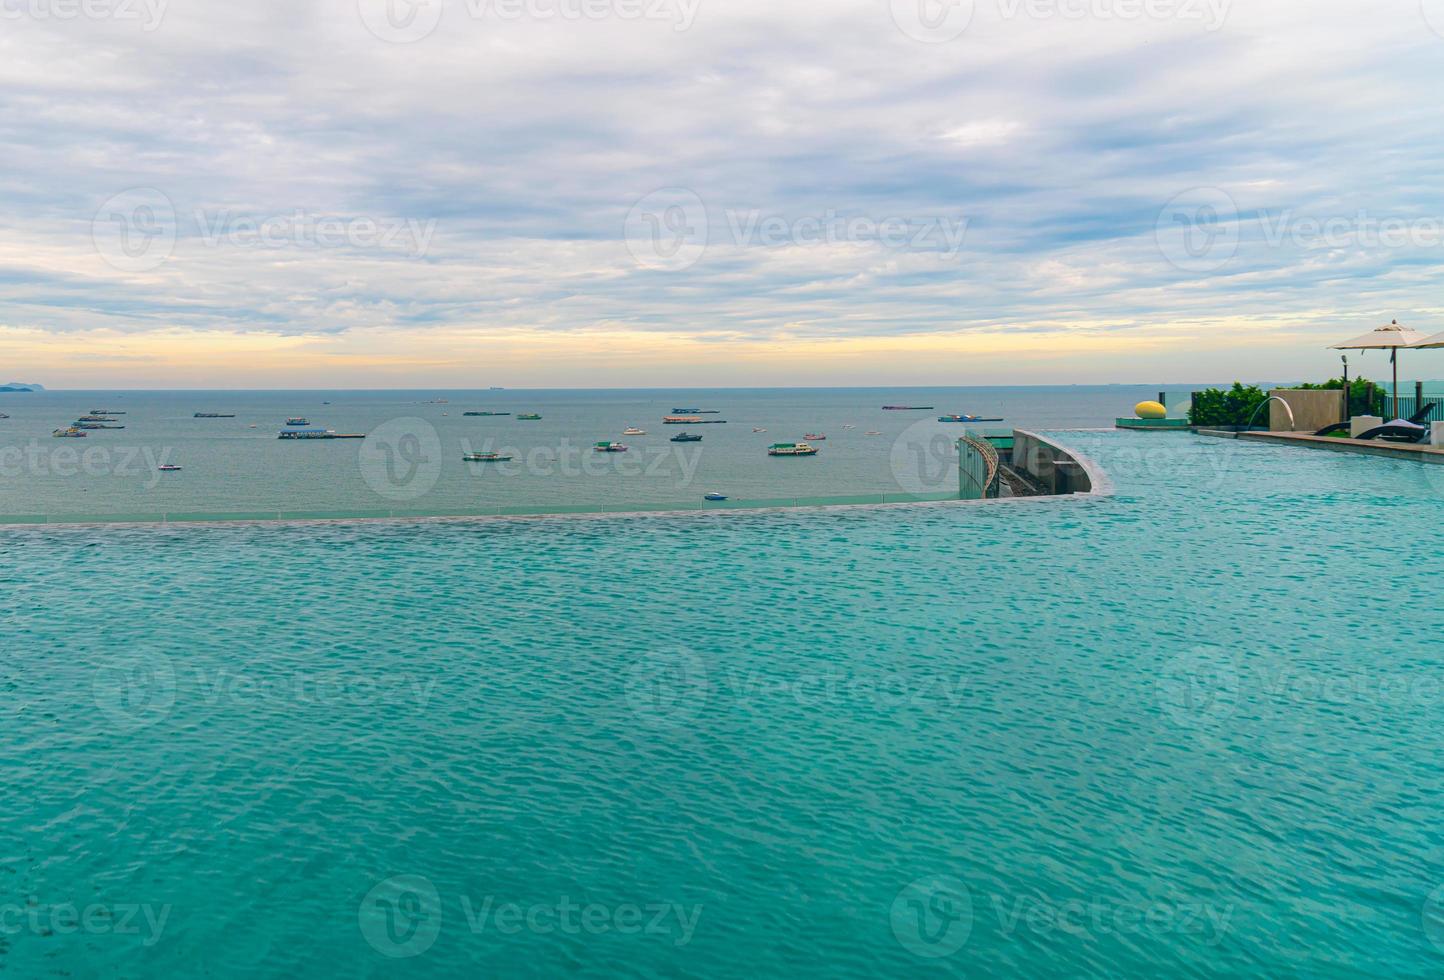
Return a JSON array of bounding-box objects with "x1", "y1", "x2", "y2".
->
[
  {"x1": 193, "y1": 412, "x2": 235, "y2": 418},
  {"x1": 593, "y1": 441, "x2": 628, "y2": 453},
  {"x1": 463, "y1": 411, "x2": 511, "y2": 417},
  {"x1": 517, "y1": 413, "x2": 542, "y2": 420},
  {"x1": 670, "y1": 432, "x2": 703, "y2": 442},
  {"x1": 52, "y1": 427, "x2": 85, "y2": 438},
  {"x1": 157, "y1": 464, "x2": 183, "y2": 472},
  {"x1": 938, "y1": 414, "x2": 1004, "y2": 423},
  {"x1": 285, "y1": 417, "x2": 310, "y2": 426},
  {"x1": 768, "y1": 442, "x2": 818, "y2": 457},
  {"x1": 882, "y1": 405, "x2": 933, "y2": 410},
  {"x1": 803, "y1": 433, "x2": 827, "y2": 441},
  {"x1": 704, "y1": 492, "x2": 728, "y2": 501},
  {"x1": 623, "y1": 426, "x2": 646, "y2": 435},
  {"x1": 664, "y1": 416, "x2": 727, "y2": 424},
  {"x1": 463, "y1": 451, "x2": 513, "y2": 462}
]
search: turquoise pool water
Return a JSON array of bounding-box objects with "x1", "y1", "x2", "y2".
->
[{"x1": 5, "y1": 431, "x2": 1444, "y2": 977}]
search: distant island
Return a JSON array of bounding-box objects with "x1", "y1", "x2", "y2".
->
[{"x1": 0, "y1": 382, "x2": 43, "y2": 392}]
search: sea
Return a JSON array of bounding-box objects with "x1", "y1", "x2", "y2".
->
[{"x1": 0, "y1": 386, "x2": 1191, "y2": 520}]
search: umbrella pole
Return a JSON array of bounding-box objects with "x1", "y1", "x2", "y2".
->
[{"x1": 1394, "y1": 349, "x2": 1400, "y2": 416}]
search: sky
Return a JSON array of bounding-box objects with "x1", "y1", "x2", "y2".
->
[{"x1": 4, "y1": 0, "x2": 1444, "y2": 388}]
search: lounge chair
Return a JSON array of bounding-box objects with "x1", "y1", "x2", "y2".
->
[{"x1": 1313, "y1": 402, "x2": 1437, "y2": 438}]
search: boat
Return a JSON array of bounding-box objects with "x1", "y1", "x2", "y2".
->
[
  {"x1": 278, "y1": 428, "x2": 344, "y2": 440},
  {"x1": 517, "y1": 413, "x2": 542, "y2": 420},
  {"x1": 328, "y1": 433, "x2": 366, "y2": 439},
  {"x1": 157, "y1": 464, "x2": 182, "y2": 472},
  {"x1": 704, "y1": 493, "x2": 728, "y2": 501},
  {"x1": 593, "y1": 441, "x2": 628, "y2": 453},
  {"x1": 664, "y1": 416, "x2": 727, "y2": 425},
  {"x1": 670, "y1": 432, "x2": 703, "y2": 442},
  {"x1": 285, "y1": 417, "x2": 310, "y2": 426},
  {"x1": 842, "y1": 424, "x2": 855, "y2": 429},
  {"x1": 864, "y1": 431, "x2": 882, "y2": 436},
  {"x1": 0, "y1": 413, "x2": 8, "y2": 419},
  {"x1": 463, "y1": 411, "x2": 511, "y2": 417},
  {"x1": 193, "y1": 412, "x2": 235, "y2": 418},
  {"x1": 882, "y1": 405, "x2": 933, "y2": 410},
  {"x1": 463, "y1": 452, "x2": 513, "y2": 462},
  {"x1": 90, "y1": 409, "x2": 125, "y2": 414},
  {"x1": 52, "y1": 427, "x2": 85, "y2": 438},
  {"x1": 75, "y1": 423, "x2": 125, "y2": 430},
  {"x1": 671, "y1": 408, "x2": 720, "y2": 414},
  {"x1": 804, "y1": 433, "x2": 827, "y2": 441},
  {"x1": 623, "y1": 426, "x2": 646, "y2": 435},
  {"x1": 768, "y1": 442, "x2": 818, "y2": 457},
  {"x1": 938, "y1": 414, "x2": 1004, "y2": 423},
  {"x1": 78, "y1": 416, "x2": 119, "y2": 422},
  {"x1": 752, "y1": 427, "x2": 766, "y2": 433}
]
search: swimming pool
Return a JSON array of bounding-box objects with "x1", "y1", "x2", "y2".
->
[{"x1": 5, "y1": 431, "x2": 1443, "y2": 976}]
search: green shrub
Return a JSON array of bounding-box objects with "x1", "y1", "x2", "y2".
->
[
  {"x1": 1188, "y1": 383, "x2": 1269, "y2": 427},
  {"x1": 1292, "y1": 377, "x2": 1387, "y2": 417}
]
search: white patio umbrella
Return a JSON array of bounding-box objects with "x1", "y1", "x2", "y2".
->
[{"x1": 1330, "y1": 320, "x2": 1430, "y2": 410}]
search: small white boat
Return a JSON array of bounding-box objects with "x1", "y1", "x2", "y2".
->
[
  {"x1": 623, "y1": 426, "x2": 646, "y2": 436},
  {"x1": 157, "y1": 464, "x2": 183, "y2": 472},
  {"x1": 752, "y1": 427, "x2": 767, "y2": 433},
  {"x1": 864, "y1": 431, "x2": 882, "y2": 436}
]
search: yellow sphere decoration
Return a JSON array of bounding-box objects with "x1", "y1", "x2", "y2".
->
[{"x1": 1135, "y1": 400, "x2": 1167, "y2": 420}]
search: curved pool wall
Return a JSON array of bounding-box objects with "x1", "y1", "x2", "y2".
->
[
  {"x1": 8, "y1": 430, "x2": 1444, "y2": 976},
  {"x1": 0, "y1": 431, "x2": 1106, "y2": 527}
]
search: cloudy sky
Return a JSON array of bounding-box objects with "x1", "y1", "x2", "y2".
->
[{"x1": 4, "y1": 0, "x2": 1444, "y2": 387}]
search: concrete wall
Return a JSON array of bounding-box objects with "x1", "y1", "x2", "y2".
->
[
  {"x1": 1269, "y1": 388, "x2": 1344, "y2": 432},
  {"x1": 1010, "y1": 430, "x2": 1095, "y2": 495}
]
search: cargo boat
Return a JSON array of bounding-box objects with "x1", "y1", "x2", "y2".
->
[
  {"x1": 277, "y1": 428, "x2": 365, "y2": 440},
  {"x1": 194, "y1": 412, "x2": 235, "y2": 418},
  {"x1": 768, "y1": 442, "x2": 818, "y2": 457},
  {"x1": 671, "y1": 408, "x2": 720, "y2": 414},
  {"x1": 463, "y1": 411, "x2": 511, "y2": 417},
  {"x1": 517, "y1": 413, "x2": 542, "y2": 420},
  {"x1": 664, "y1": 416, "x2": 727, "y2": 424},
  {"x1": 285, "y1": 417, "x2": 310, "y2": 426},
  {"x1": 463, "y1": 452, "x2": 513, "y2": 462},
  {"x1": 91, "y1": 409, "x2": 126, "y2": 414},
  {"x1": 75, "y1": 423, "x2": 125, "y2": 429},
  {"x1": 78, "y1": 416, "x2": 119, "y2": 422},
  {"x1": 882, "y1": 405, "x2": 933, "y2": 410}
]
